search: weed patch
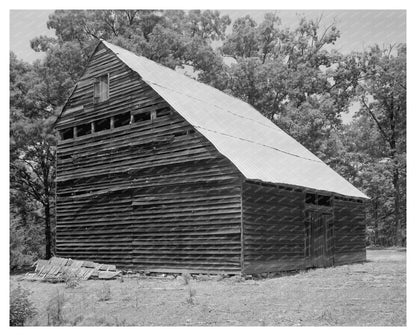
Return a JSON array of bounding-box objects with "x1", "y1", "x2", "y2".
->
[{"x1": 10, "y1": 285, "x2": 37, "y2": 326}]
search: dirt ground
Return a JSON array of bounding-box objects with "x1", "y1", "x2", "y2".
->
[{"x1": 10, "y1": 248, "x2": 406, "y2": 326}]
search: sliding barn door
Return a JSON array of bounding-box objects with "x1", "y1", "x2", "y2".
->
[{"x1": 305, "y1": 210, "x2": 334, "y2": 267}]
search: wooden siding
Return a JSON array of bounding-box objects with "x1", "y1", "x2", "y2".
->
[
  {"x1": 241, "y1": 182, "x2": 306, "y2": 274},
  {"x1": 333, "y1": 198, "x2": 367, "y2": 265},
  {"x1": 55, "y1": 44, "x2": 243, "y2": 273}
]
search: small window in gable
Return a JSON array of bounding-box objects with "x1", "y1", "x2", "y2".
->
[{"x1": 94, "y1": 74, "x2": 109, "y2": 103}]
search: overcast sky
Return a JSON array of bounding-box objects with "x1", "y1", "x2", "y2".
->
[
  {"x1": 10, "y1": 9, "x2": 406, "y2": 63},
  {"x1": 9, "y1": 9, "x2": 406, "y2": 123}
]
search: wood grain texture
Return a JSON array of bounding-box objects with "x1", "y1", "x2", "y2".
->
[
  {"x1": 333, "y1": 198, "x2": 367, "y2": 265},
  {"x1": 55, "y1": 43, "x2": 244, "y2": 273},
  {"x1": 241, "y1": 181, "x2": 306, "y2": 274}
]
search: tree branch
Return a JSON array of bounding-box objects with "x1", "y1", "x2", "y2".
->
[{"x1": 361, "y1": 98, "x2": 390, "y2": 143}]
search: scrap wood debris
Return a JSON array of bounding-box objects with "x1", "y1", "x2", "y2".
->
[{"x1": 22, "y1": 257, "x2": 120, "y2": 282}]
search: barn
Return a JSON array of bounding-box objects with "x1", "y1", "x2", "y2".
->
[{"x1": 54, "y1": 40, "x2": 369, "y2": 275}]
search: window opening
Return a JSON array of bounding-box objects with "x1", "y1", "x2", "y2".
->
[
  {"x1": 317, "y1": 195, "x2": 331, "y2": 207},
  {"x1": 76, "y1": 123, "x2": 92, "y2": 137},
  {"x1": 133, "y1": 112, "x2": 151, "y2": 123},
  {"x1": 94, "y1": 74, "x2": 109, "y2": 103},
  {"x1": 60, "y1": 128, "x2": 74, "y2": 140},
  {"x1": 305, "y1": 193, "x2": 316, "y2": 204},
  {"x1": 95, "y1": 118, "x2": 111, "y2": 132},
  {"x1": 114, "y1": 112, "x2": 131, "y2": 128}
]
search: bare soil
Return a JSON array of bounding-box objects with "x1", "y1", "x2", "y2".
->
[{"x1": 10, "y1": 248, "x2": 406, "y2": 326}]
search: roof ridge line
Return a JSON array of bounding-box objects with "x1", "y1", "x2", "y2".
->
[{"x1": 195, "y1": 126, "x2": 323, "y2": 164}]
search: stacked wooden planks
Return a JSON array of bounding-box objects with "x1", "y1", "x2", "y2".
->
[
  {"x1": 55, "y1": 43, "x2": 243, "y2": 273},
  {"x1": 23, "y1": 257, "x2": 119, "y2": 282}
]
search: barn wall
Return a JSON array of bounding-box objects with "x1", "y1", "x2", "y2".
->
[
  {"x1": 333, "y1": 197, "x2": 367, "y2": 265},
  {"x1": 55, "y1": 43, "x2": 243, "y2": 273},
  {"x1": 241, "y1": 182, "x2": 306, "y2": 274}
]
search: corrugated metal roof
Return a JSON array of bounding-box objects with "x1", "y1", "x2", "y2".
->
[{"x1": 102, "y1": 40, "x2": 368, "y2": 199}]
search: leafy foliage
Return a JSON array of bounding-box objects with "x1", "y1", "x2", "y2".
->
[
  {"x1": 10, "y1": 285, "x2": 37, "y2": 326},
  {"x1": 9, "y1": 10, "x2": 406, "y2": 268}
]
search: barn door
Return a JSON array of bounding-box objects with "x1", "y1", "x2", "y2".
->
[{"x1": 305, "y1": 210, "x2": 334, "y2": 267}]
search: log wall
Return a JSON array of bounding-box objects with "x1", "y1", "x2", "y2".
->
[
  {"x1": 55, "y1": 43, "x2": 243, "y2": 273},
  {"x1": 241, "y1": 182, "x2": 306, "y2": 274},
  {"x1": 241, "y1": 182, "x2": 366, "y2": 274},
  {"x1": 333, "y1": 197, "x2": 367, "y2": 265}
]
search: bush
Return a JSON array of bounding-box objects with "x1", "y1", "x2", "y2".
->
[
  {"x1": 186, "y1": 285, "x2": 196, "y2": 305},
  {"x1": 62, "y1": 271, "x2": 80, "y2": 289},
  {"x1": 10, "y1": 285, "x2": 37, "y2": 326},
  {"x1": 9, "y1": 207, "x2": 45, "y2": 272},
  {"x1": 181, "y1": 272, "x2": 192, "y2": 285},
  {"x1": 97, "y1": 283, "x2": 112, "y2": 302}
]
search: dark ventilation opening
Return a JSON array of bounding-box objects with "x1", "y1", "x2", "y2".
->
[
  {"x1": 133, "y1": 112, "x2": 151, "y2": 123},
  {"x1": 317, "y1": 195, "x2": 331, "y2": 207},
  {"x1": 305, "y1": 193, "x2": 316, "y2": 204},
  {"x1": 60, "y1": 128, "x2": 74, "y2": 140},
  {"x1": 95, "y1": 118, "x2": 111, "y2": 132},
  {"x1": 76, "y1": 123, "x2": 92, "y2": 137},
  {"x1": 114, "y1": 112, "x2": 131, "y2": 128},
  {"x1": 59, "y1": 154, "x2": 72, "y2": 161},
  {"x1": 156, "y1": 107, "x2": 171, "y2": 117},
  {"x1": 173, "y1": 130, "x2": 187, "y2": 137}
]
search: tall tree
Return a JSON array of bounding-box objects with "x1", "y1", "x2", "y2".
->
[{"x1": 353, "y1": 45, "x2": 406, "y2": 245}]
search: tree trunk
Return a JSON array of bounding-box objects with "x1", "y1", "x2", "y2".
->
[
  {"x1": 374, "y1": 196, "x2": 379, "y2": 246},
  {"x1": 45, "y1": 199, "x2": 52, "y2": 259},
  {"x1": 393, "y1": 165, "x2": 401, "y2": 246}
]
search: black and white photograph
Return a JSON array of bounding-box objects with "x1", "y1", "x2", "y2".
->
[{"x1": 7, "y1": 2, "x2": 408, "y2": 328}]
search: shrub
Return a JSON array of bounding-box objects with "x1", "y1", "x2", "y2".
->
[
  {"x1": 9, "y1": 209, "x2": 44, "y2": 272},
  {"x1": 181, "y1": 272, "x2": 192, "y2": 285},
  {"x1": 186, "y1": 285, "x2": 196, "y2": 305},
  {"x1": 46, "y1": 290, "x2": 66, "y2": 326},
  {"x1": 68, "y1": 315, "x2": 84, "y2": 326},
  {"x1": 62, "y1": 271, "x2": 80, "y2": 289},
  {"x1": 10, "y1": 285, "x2": 37, "y2": 326},
  {"x1": 95, "y1": 316, "x2": 130, "y2": 326},
  {"x1": 97, "y1": 283, "x2": 111, "y2": 302}
]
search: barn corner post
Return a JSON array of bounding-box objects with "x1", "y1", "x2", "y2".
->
[{"x1": 240, "y1": 180, "x2": 245, "y2": 276}]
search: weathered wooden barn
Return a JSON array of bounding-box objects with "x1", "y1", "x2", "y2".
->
[{"x1": 54, "y1": 40, "x2": 369, "y2": 275}]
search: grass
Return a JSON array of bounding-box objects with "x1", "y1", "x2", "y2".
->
[{"x1": 10, "y1": 249, "x2": 406, "y2": 326}]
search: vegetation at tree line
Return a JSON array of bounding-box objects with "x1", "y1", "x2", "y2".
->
[{"x1": 9, "y1": 10, "x2": 406, "y2": 270}]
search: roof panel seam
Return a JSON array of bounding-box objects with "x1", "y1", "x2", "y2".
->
[
  {"x1": 195, "y1": 126, "x2": 323, "y2": 163},
  {"x1": 142, "y1": 79, "x2": 279, "y2": 131}
]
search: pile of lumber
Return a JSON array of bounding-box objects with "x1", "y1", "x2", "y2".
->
[{"x1": 23, "y1": 257, "x2": 120, "y2": 282}]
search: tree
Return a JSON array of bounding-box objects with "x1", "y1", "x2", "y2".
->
[
  {"x1": 10, "y1": 53, "x2": 61, "y2": 260},
  {"x1": 345, "y1": 45, "x2": 406, "y2": 245},
  {"x1": 219, "y1": 14, "x2": 347, "y2": 160}
]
